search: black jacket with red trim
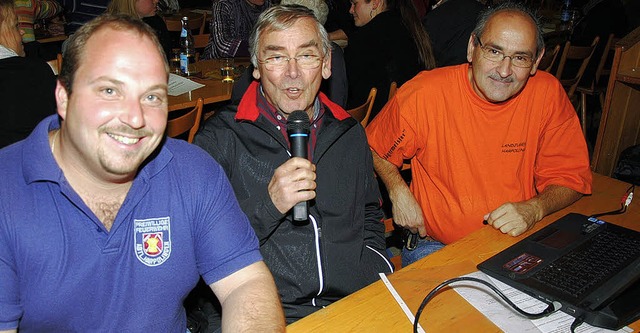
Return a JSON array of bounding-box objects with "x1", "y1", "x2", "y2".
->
[{"x1": 194, "y1": 81, "x2": 392, "y2": 323}]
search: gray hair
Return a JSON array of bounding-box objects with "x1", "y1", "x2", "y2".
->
[
  {"x1": 471, "y1": 1, "x2": 544, "y2": 58},
  {"x1": 248, "y1": 4, "x2": 332, "y2": 68},
  {"x1": 280, "y1": 0, "x2": 329, "y2": 25}
]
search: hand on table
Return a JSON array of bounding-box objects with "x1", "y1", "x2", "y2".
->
[{"x1": 484, "y1": 201, "x2": 543, "y2": 237}]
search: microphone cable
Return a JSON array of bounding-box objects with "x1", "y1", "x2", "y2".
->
[{"x1": 413, "y1": 276, "x2": 561, "y2": 333}]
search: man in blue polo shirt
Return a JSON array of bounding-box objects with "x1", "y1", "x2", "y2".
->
[{"x1": 0, "y1": 14, "x2": 285, "y2": 332}]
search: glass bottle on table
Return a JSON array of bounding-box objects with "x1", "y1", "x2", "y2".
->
[
  {"x1": 179, "y1": 17, "x2": 195, "y2": 76},
  {"x1": 559, "y1": 0, "x2": 572, "y2": 29}
]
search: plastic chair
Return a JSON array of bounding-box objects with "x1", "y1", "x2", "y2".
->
[
  {"x1": 347, "y1": 87, "x2": 377, "y2": 128},
  {"x1": 166, "y1": 97, "x2": 203, "y2": 143}
]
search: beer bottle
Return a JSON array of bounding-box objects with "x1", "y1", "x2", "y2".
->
[{"x1": 179, "y1": 17, "x2": 195, "y2": 76}]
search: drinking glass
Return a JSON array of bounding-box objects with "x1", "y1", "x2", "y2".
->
[{"x1": 220, "y1": 58, "x2": 235, "y2": 83}]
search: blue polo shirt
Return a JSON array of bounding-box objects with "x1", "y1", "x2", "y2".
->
[{"x1": 0, "y1": 115, "x2": 262, "y2": 332}]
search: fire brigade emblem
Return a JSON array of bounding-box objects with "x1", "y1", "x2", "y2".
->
[{"x1": 134, "y1": 217, "x2": 171, "y2": 266}]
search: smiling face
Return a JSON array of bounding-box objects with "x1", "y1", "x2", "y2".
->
[
  {"x1": 55, "y1": 26, "x2": 168, "y2": 183},
  {"x1": 349, "y1": 0, "x2": 375, "y2": 27},
  {"x1": 466, "y1": 10, "x2": 543, "y2": 103},
  {"x1": 0, "y1": 6, "x2": 25, "y2": 56},
  {"x1": 253, "y1": 17, "x2": 331, "y2": 119}
]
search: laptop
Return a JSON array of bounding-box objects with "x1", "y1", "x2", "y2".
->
[{"x1": 477, "y1": 213, "x2": 640, "y2": 330}]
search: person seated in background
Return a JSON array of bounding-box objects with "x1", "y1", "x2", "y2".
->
[
  {"x1": 0, "y1": 13, "x2": 285, "y2": 332},
  {"x1": 423, "y1": 0, "x2": 484, "y2": 67},
  {"x1": 324, "y1": 0, "x2": 354, "y2": 42},
  {"x1": 344, "y1": 0, "x2": 435, "y2": 120},
  {"x1": 0, "y1": 0, "x2": 56, "y2": 148},
  {"x1": 366, "y1": 2, "x2": 592, "y2": 267},
  {"x1": 107, "y1": 0, "x2": 171, "y2": 59},
  {"x1": 202, "y1": 0, "x2": 271, "y2": 59},
  {"x1": 230, "y1": 0, "x2": 348, "y2": 108},
  {"x1": 14, "y1": 0, "x2": 62, "y2": 43},
  {"x1": 195, "y1": 5, "x2": 392, "y2": 325},
  {"x1": 58, "y1": 0, "x2": 108, "y2": 35}
]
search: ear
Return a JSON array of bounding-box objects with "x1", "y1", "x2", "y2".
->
[
  {"x1": 466, "y1": 34, "x2": 476, "y2": 63},
  {"x1": 322, "y1": 51, "x2": 332, "y2": 80},
  {"x1": 252, "y1": 65, "x2": 261, "y2": 80},
  {"x1": 55, "y1": 80, "x2": 69, "y2": 119},
  {"x1": 529, "y1": 47, "x2": 545, "y2": 75}
]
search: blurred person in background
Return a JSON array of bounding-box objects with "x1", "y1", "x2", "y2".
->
[
  {"x1": 0, "y1": 0, "x2": 56, "y2": 148},
  {"x1": 344, "y1": 0, "x2": 435, "y2": 120},
  {"x1": 202, "y1": 0, "x2": 271, "y2": 59},
  {"x1": 422, "y1": 0, "x2": 484, "y2": 67},
  {"x1": 107, "y1": 0, "x2": 171, "y2": 59}
]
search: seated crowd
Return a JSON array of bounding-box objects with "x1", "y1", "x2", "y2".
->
[{"x1": 1, "y1": 0, "x2": 636, "y2": 331}]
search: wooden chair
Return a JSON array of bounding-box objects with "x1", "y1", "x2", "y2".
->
[
  {"x1": 388, "y1": 81, "x2": 397, "y2": 101},
  {"x1": 347, "y1": 87, "x2": 376, "y2": 127},
  {"x1": 575, "y1": 34, "x2": 618, "y2": 136},
  {"x1": 384, "y1": 218, "x2": 402, "y2": 270},
  {"x1": 554, "y1": 36, "x2": 600, "y2": 136},
  {"x1": 46, "y1": 53, "x2": 63, "y2": 75},
  {"x1": 554, "y1": 36, "x2": 600, "y2": 98},
  {"x1": 193, "y1": 33, "x2": 210, "y2": 61},
  {"x1": 166, "y1": 98, "x2": 203, "y2": 143},
  {"x1": 539, "y1": 44, "x2": 560, "y2": 72},
  {"x1": 164, "y1": 12, "x2": 206, "y2": 33}
]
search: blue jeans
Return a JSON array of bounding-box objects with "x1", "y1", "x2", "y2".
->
[{"x1": 401, "y1": 237, "x2": 445, "y2": 267}]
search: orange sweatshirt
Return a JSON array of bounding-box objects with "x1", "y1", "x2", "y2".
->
[{"x1": 367, "y1": 64, "x2": 592, "y2": 244}]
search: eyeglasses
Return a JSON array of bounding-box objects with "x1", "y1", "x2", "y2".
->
[
  {"x1": 258, "y1": 54, "x2": 324, "y2": 71},
  {"x1": 475, "y1": 37, "x2": 535, "y2": 68}
]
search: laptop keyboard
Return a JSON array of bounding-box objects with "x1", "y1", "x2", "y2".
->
[{"x1": 532, "y1": 228, "x2": 640, "y2": 298}]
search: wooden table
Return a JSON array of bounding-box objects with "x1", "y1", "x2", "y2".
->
[
  {"x1": 287, "y1": 173, "x2": 640, "y2": 332},
  {"x1": 168, "y1": 58, "x2": 250, "y2": 112}
]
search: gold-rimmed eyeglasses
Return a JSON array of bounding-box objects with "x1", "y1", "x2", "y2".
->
[
  {"x1": 475, "y1": 37, "x2": 535, "y2": 68},
  {"x1": 258, "y1": 54, "x2": 324, "y2": 71}
]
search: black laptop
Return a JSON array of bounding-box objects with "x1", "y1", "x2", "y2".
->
[{"x1": 477, "y1": 213, "x2": 640, "y2": 330}]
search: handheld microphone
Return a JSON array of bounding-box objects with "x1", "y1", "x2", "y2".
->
[{"x1": 286, "y1": 110, "x2": 310, "y2": 221}]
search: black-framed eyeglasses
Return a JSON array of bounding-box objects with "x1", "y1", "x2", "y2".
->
[
  {"x1": 475, "y1": 36, "x2": 535, "y2": 68},
  {"x1": 257, "y1": 54, "x2": 324, "y2": 71}
]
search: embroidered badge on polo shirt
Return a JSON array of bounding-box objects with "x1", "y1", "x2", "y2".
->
[{"x1": 134, "y1": 217, "x2": 172, "y2": 266}]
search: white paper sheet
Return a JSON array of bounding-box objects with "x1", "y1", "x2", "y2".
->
[
  {"x1": 453, "y1": 271, "x2": 633, "y2": 333},
  {"x1": 168, "y1": 73, "x2": 204, "y2": 96}
]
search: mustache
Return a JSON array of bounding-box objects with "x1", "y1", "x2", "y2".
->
[
  {"x1": 101, "y1": 126, "x2": 152, "y2": 138},
  {"x1": 488, "y1": 74, "x2": 514, "y2": 83}
]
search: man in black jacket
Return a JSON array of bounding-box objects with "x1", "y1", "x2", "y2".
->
[{"x1": 195, "y1": 5, "x2": 392, "y2": 325}]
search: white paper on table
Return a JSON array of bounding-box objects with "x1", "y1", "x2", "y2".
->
[
  {"x1": 452, "y1": 271, "x2": 633, "y2": 333},
  {"x1": 168, "y1": 73, "x2": 204, "y2": 96}
]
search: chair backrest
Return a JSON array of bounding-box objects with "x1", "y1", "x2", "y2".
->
[
  {"x1": 554, "y1": 36, "x2": 600, "y2": 98},
  {"x1": 388, "y1": 81, "x2": 398, "y2": 101},
  {"x1": 347, "y1": 87, "x2": 377, "y2": 127},
  {"x1": 193, "y1": 33, "x2": 210, "y2": 61},
  {"x1": 384, "y1": 218, "x2": 402, "y2": 270},
  {"x1": 166, "y1": 97, "x2": 204, "y2": 143},
  {"x1": 46, "y1": 53, "x2": 63, "y2": 75},
  {"x1": 164, "y1": 13, "x2": 205, "y2": 33},
  {"x1": 594, "y1": 33, "x2": 618, "y2": 86},
  {"x1": 539, "y1": 44, "x2": 560, "y2": 72}
]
